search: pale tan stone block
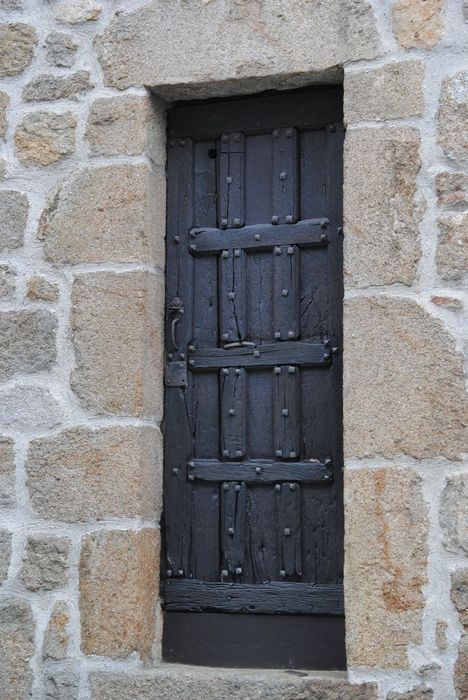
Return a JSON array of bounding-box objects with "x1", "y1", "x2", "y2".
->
[
  {"x1": 71, "y1": 272, "x2": 163, "y2": 418},
  {"x1": 0, "y1": 190, "x2": 28, "y2": 251},
  {"x1": 344, "y1": 61, "x2": 424, "y2": 122},
  {"x1": 0, "y1": 597, "x2": 35, "y2": 699},
  {"x1": 80, "y1": 529, "x2": 159, "y2": 659},
  {"x1": 455, "y1": 633, "x2": 468, "y2": 700},
  {"x1": 26, "y1": 275, "x2": 59, "y2": 302},
  {"x1": 39, "y1": 164, "x2": 165, "y2": 265},
  {"x1": 435, "y1": 619, "x2": 448, "y2": 650},
  {"x1": 0, "y1": 436, "x2": 15, "y2": 506},
  {"x1": 344, "y1": 467, "x2": 428, "y2": 669},
  {"x1": 44, "y1": 667, "x2": 79, "y2": 700},
  {"x1": 0, "y1": 530, "x2": 11, "y2": 582},
  {"x1": 436, "y1": 172, "x2": 468, "y2": 209},
  {"x1": 344, "y1": 128, "x2": 423, "y2": 287},
  {"x1": 23, "y1": 71, "x2": 92, "y2": 102},
  {"x1": 89, "y1": 669, "x2": 378, "y2": 699},
  {"x1": 392, "y1": 0, "x2": 444, "y2": 49},
  {"x1": 0, "y1": 309, "x2": 57, "y2": 381},
  {"x1": 387, "y1": 686, "x2": 433, "y2": 700},
  {"x1": 0, "y1": 91, "x2": 9, "y2": 140},
  {"x1": 15, "y1": 111, "x2": 76, "y2": 166},
  {"x1": 344, "y1": 297, "x2": 465, "y2": 460},
  {"x1": 437, "y1": 71, "x2": 468, "y2": 164},
  {"x1": 43, "y1": 601, "x2": 70, "y2": 660},
  {"x1": 94, "y1": 1, "x2": 379, "y2": 95},
  {"x1": 0, "y1": 265, "x2": 15, "y2": 300},
  {"x1": 436, "y1": 213, "x2": 468, "y2": 283},
  {"x1": 0, "y1": 23, "x2": 37, "y2": 77},
  {"x1": 27, "y1": 426, "x2": 162, "y2": 522},
  {"x1": 440, "y1": 474, "x2": 468, "y2": 555},
  {"x1": 451, "y1": 568, "x2": 468, "y2": 628},
  {"x1": 56, "y1": 0, "x2": 101, "y2": 24},
  {"x1": 45, "y1": 32, "x2": 78, "y2": 68},
  {"x1": 86, "y1": 95, "x2": 165, "y2": 160},
  {"x1": 20, "y1": 535, "x2": 70, "y2": 591}
]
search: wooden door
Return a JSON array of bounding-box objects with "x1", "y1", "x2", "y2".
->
[{"x1": 162, "y1": 87, "x2": 345, "y2": 669}]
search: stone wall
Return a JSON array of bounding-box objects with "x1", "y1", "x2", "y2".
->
[{"x1": 0, "y1": 1, "x2": 466, "y2": 699}]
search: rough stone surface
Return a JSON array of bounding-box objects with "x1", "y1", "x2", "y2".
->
[
  {"x1": 89, "y1": 669, "x2": 378, "y2": 700},
  {"x1": 0, "y1": 265, "x2": 16, "y2": 300},
  {"x1": 392, "y1": 0, "x2": 444, "y2": 49},
  {"x1": 345, "y1": 468, "x2": 428, "y2": 669},
  {"x1": 44, "y1": 668, "x2": 79, "y2": 700},
  {"x1": 344, "y1": 297, "x2": 465, "y2": 460},
  {"x1": 80, "y1": 529, "x2": 159, "y2": 659},
  {"x1": 436, "y1": 172, "x2": 468, "y2": 209},
  {"x1": 0, "y1": 0, "x2": 24, "y2": 9},
  {"x1": 43, "y1": 601, "x2": 70, "y2": 660},
  {"x1": 26, "y1": 275, "x2": 59, "y2": 302},
  {"x1": 0, "y1": 529, "x2": 11, "y2": 583},
  {"x1": 0, "y1": 309, "x2": 56, "y2": 380},
  {"x1": 0, "y1": 23, "x2": 37, "y2": 77},
  {"x1": 95, "y1": 0, "x2": 380, "y2": 96},
  {"x1": 440, "y1": 474, "x2": 468, "y2": 555},
  {"x1": 20, "y1": 535, "x2": 70, "y2": 592},
  {"x1": 0, "y1": 190, "x2": 28, "y2": 251},
  {"x1": 55, "y1": 1, "x2": 102, "y2": 24},
  {"x1": 451, "y1": 568, "x2": 468, "y2": 628},
  {"x1": 455, "y1": 633, "x2": 468, "y2": 700},
  {"x1": 437, "y1": 72, "x2": 468, "y2": 163},
  {"x1": 85, "y1": 95, "x2": 162, "y2": 157},
  {"x1": 344, "y1": 61, "x2": 425, "y2": 122},
  {"x1": 436, "y1": 213, "x2": 468, "y2": 283},
  {"x1": 344, "y1": 128, "x2": 423, "y2": 287},
  {"x1": 23, "y1": 71, "x2": 92, "y2": 102},
  {"x1": 0, "y1": 91, "x2": 9, "y2": 140},
  {"x1": 387, "y1": 686, "x2": 433, "y2": 699},
  {"x1": 0, "y1": 159, "x2": 6, "y2": 180},
  {"x1": 0, "y1": 384, "x2": 62, "y2": 432},
  {"x1": 15, "y1": 111, "x2": 76, "y2": 166},
  {"x1": 45, "y1": 31, "x2": 78, "y2": 68},
  {"x1": 431, "y1": 295, "x2": 464, "y2": 310},
  {"x1": 27, "y1": 426, "x2": 162, "y2": 522},
  {"x1": 435, "y1": 619, "x2": 448, "y2": 650},
  {"x1": 39, "y1": 164, "x2": 164, "y2": 264},
  {"x1": 0, "y1": 436, "x2": 15, "y2": 506},
  {"x1": 71, "y1": 272, "x2": 163, "y2": 417},
  {"x1": 0, "y1": 596, "x2": 35, "y2": 700}
]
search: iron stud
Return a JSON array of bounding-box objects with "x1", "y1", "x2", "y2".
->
[
  {"x1": 168, "y1": 353, "x2": 173, "y2": 360},
  {"x1": 226, "y1": 176, "x2": 233, "y2": 184},
  {"x1": 274, "y1": 331, "x2": 281, "y2": 339},
  {"x1": 275, "y1": 484, "x2": 281, "y2": 491},
  {"x1": 233, "y1": 134, "x2": 240, "y2": 143},
  {"x1": 288, "y1": 366, "x2": 296, "y2": 373},
  {"x1": 321, "y1": 220, "x2": 328, "y2": 229},
  {"x1": 284, "y1": 528, "x2": 291, "y2": 536},
  {"x1": 221, "y1": 133, "x2": 228, "y2": 142},
  {"x1": 290, "y1": 451, "x2": 296, "y2": 458},
  {"x1": 272, "y1": 129, "x2": 279, "y2": 139},
  {"x1": 281, "y1": 289, "x2": 288, "y2": 297},
  {"x1": 282, "y1": 408, "x2": 289, "y2": 417},
  {"x1": 274, "y1": 366, "x2": 281, "y2": 374},
  {"x1": 285, "y1": 128, "x2": 294, "y2": 137},
  {"x1": 222, "y1": 333, "x2": 229, "y2": 341},
  {"x1": 223, "y1": 483, "x2": 230, "y2": 490},
  {"x1": 325, "y1": 457, "x2": 332, "y2": 466},
  {"x1": 229, "y1": 408, "x2": 235, "y2": 416},
  {"x1": 328, "y1": 124, "x2": 336, "y2": 133},
  {"x1": 280, "y1": 569, "x2": 286, "y2": 577},
  {"x1": 285, "y1": 215, "x2": 293, "y2": 224},
  {"x1": 234, "y1": 248, "x2": 241, "y2": 257},
  {"x1": 178, "y1": 569, "x2": 184, "y2": 576},
  {"x1": 174, "y1": 235, "x2": 180, "y2": 243},
  {"x1": 235, "y1": 484, "x2": 241, "y2": 492},
  {"x1": 228, "y1": 291, "x2": 235, "y2": 300},
  {"x1": 166, "y1": 569, "x2": 173, "y2": 577},
  {"x1": 189, "y1": 230, "x2": 196, "y2": 238},
  {"x1": 188, "y1": 461, "x2": 195, "y2": 469},
  {"x1": 233, "y1": 218, "x2": 241, "y2": 227},
  {"x1": 254, "y1": 233, "x2": 261, "y2": 241},
  {"x1": 272, "y1": 215, "x2": 279, "y2": 224},
  {"x1": 180, "y1": 139, "x2": 186, "y2": 147},
  {"x1": 221, "y1": 219, "x2": 228, "y2": 227},
  {"x1": 180, "y1": 352, "x2": 185, "y2": 360},
  {"x1": 287, "y1": 246, "x2": 294, "y2": 254},
  {"x1": 275, "y1": 449, "x2": 283, "y2": 457},
  {"x1": 222, "y1": 368, "x2": 229, "y2": 375},
  {"x1": 221, "y1": 569, "x2": 228, "y2": 577},
  {"x1": 189, "y1": 359, "x2": 195, "y2": 367},
  {"x1": 320, "y1": 233, "x2": 328, "y2": 243},
  {"x1": 222, "y1": 450, "x2": 229, "y2": 458},
  {"x1": 280, "y1": 172, "x2": 287, "y2": 180},
  {"x1": 188, "y1": 344, "x2": 196, "y2": 352},
  {"x1": 235, "y1": 450, "x2": 242, "y2": 457},
  {"x1": 288, "y1": 331, "x2": 294, "y2": 339},
  {"x1": 169, "y1": 141, "x2": 175, "y2": 148},
  {"x1": 235, "y1": 368, "x2": 242, "y2": 375},
  {"x1": 172, "y1": 467, "x2": 179, "y2": 475},
  {"x1": 253, "y1": 349, "x2": 260, "y2": 358},
  {"x1": 189, "y1": 243, "x2": 196, "y2": 252},
  {"x1": 222, "y1": 249, "x2": 229, "y2": 258},
  {"x1": 255, "y1": 466, "x2": 262, "y2": 475},
  {"x1": 188, "y1": 474, "x2": 194, "y2": 481},
  {"x1": 324, "y1": 474, "x2": 331, "y2": 481},
  {"x1": 289, "y1": 483, "x2": 296, "y2": 491},
  {"x1": 228, "y1": 527, "x2": 234, "y2": 535},
  {"x1": 235, "y1": 566, "x2": 242, "y2": 574}
]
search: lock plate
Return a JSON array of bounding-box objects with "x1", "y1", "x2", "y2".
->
[{"x1": 165, "y1": 361, "x2": 187, "y2": 387}]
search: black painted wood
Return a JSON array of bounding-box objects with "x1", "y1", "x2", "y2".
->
[
  {"x1": 163, "y1": 86, "x2": 344, "y2": 669},
  {"x1": 191, "y1": 218, "x2": 328, "y2": 253},
  {"x1": 189, "y1": 459, "x2": 333, "y2": 483},
  {"x1": 164, "y1": 581, "x2": 344, "y2": 615}
]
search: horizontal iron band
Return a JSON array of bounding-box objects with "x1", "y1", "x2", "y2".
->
[
  {"x1": 189, "y1": 218, "x2": 329, "y2": 254},
  {"x1": 163, "y1": 580, "x2": 344, "y2": 616},
  {"x1": 189, "y1": 459, "x2": 333, "y2": 484}
]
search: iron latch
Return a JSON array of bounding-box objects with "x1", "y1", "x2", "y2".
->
[{"x1": 165, "y1": 361, "x2": 187, "y2": 388}]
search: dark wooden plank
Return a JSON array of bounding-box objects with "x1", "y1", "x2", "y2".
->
[
  {"x1": 245, "y1": 485, "x2": 279, "y2": 583},
  {"x1": 167, "y1": 86, "x2": 343, "y2": 138},
  {"x1": 163, "y1": 580, "x2": 344, "y2": 615},
  {"x1": 191, "y1": 218, "x2": 328, "y2": 254},
  {"x1": 189, "y1": 458, "x2": 333, "y2": 483},
  {"x1": 221, "y1": 482, "x2": 247, "y2": 576},
  {"x1": 245, "y1": 133, "x2": 272, "y2": 225},
  {"x1": 273, "y1": 245, "x2": 299, "y2": 341},
  {"x1": 272, "y1": 127, "x2": 299, "y2": 224},
  {"x1": 218, "y1": 132, "x2": 245, "y2": 229},
  {"x1": 220, "y1": 368, "x2": 246, "y2": 459},
  {"x1": 219, "y1": 248, "x2": 246, "y2": 344},
  {"x1": 273, "y1": 365, "x2": 300, "y2": 459},
  {"x1": 190, "y1": 341, "x2": 329, "y2": 370},
  {"x1": 278, "y1": 483, "x2": 302, "y2": 577},
  {"x1": 189, "y1": 483, "x2": 220, "y2": 581}
]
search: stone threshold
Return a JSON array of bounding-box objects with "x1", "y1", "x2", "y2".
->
[{"x1": 89, "y1": 664, "x2": 378, "y2": 699}]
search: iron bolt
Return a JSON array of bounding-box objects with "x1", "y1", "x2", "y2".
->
[
  {"x1": 285, "y1": 215, "x2": 293, "y2": 224},
  {"x1": 228, "y1": 291, "x2": 235, "y2": 300},
  {"x1": 189, "y1": 243, "x2": 197, "y2": 252},
  {"x1": 226, "y1": 176, "x2": 233, "y2": 184},
  {"x1": 275, "y1": 449, "x2": 283, "y2": 457},
  {"x1": 255, "y1": 466, "x2": 262, "y2": 474},
  {"x1": 228, "y1": 527, "x2": 235, "y2": 535},
  {"x1": 221, "y1": 219, "x2": 228, "y2": 227},
  {"x1": 235, "y1": 450, "x2": 242, "y2": 457},
  {"x1": 288, "y1": 331, "x2": 294, "y2": 339},
  {"x1": 235, "y1": 368, "x2": 242, "y2": 375},
  {"x1": 285, "y1": 128, "x2": 294, "y2": 137},
  {"x1": 172, "y1": 468, "x2": 179, "y2": 475},
  {"x1": 174, "y1": 235, "x2": 180, "y2": 243},
  {"x1": 222, "y1": 450, "x2": 229, "y2": 458},
  {"x1": 275, "y1": 484, "x2": 281, "y2": 491},
  {"x1": 235, "y1": 567, "x2": 242, "y2": 574},
  {"x1": 280, "y1": 569, "x2": 286, "y2": 577},
  {"x1": 178, "y1": 569, "x2": 184, "y2": 576},
  {"x1": 233, "y1": 218, "x2": 241, "y2": 227},
  {"x1": 280, "y1": 172, "x2": 287, "y2": 180},
  {"x1": 282, "y1": 408, "x2": 289, "y2": 417},
  {"x1": 289, "y1": 483, "x2": 296, "y2": 491},
  {"x1": 272, "y1": 215, "x2": 279, "y2": 224},
  {"x1": 284, "y1": 528, "x2": 291, "y2": 536},
  {"x1": 223, "y1": 482, "x2": 230, "y2": 490},
  {"x1": 222, "y1": 250, "x2": 229, "y2": 258},
  {"x1": 274, "y1": 246, "x2": 282, "y2": 255},
  {"x1": 287, "y1": 246, "x2": 294, "y2": 254},
  {"x1": 274, "y1": 331, "x2": 281, "y2": 339},
  {"x1": 254, "y1": 233, "x2": 261, "y2": 241},
  {"x1": 229, "y1": 408, "x2": 236, "y2": 416},
  {"x1": 180, "y1": 352, "x2": 185, "y2": 360},
  {"x1": 188, "y1": 344, "x2": 196, "y2": 352},
  {"x1": 274, "y1": 366, "x2": 281, "y2": 374},
  {"x1": 281, "y1": 289, "x2": 289, "y2": 296},
  {"x1": 290, "y1": 451, "x2": 296, "y2": 458},
  {"x1": 272, "y1": 130, "x2": 279, "y2": 138},
  {"x1": 235, "y1": 484, "x2": 241, "y2": 492},
  {"x1": 180, "y1": 139, "x2": 186, "y2": 147},
  {"x1": 222, "y1": 368, "x2": 229, "y2": 375},
  {"x1": 221, "y1": 569, "x2": 228, "y2": 577},
  {"x1": 188, "y1": 474, "x2": 194, "y2": 481},
  {"x1": 288, "y1": 366, "x2": 296, "y2": 373},
  {"x1": 234, "y1": 249, "x2": 241, "y2": 257},
  {"x1": 253, "y1": 349, "x2": 260, "y2": 357},
  {"x1": 189, "y1": 359, "x2": 195, "y2": 367}
]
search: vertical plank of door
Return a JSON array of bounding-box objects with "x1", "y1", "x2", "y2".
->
[
  {"x1": 221, "y1": 367, "x2": 246, "y2": 459},
  {"x1": 218, "y1": 132, "x2": 245, "y2": 229},
  {"x1": 273, "y1": 244, "x2": 299, "y2": 341},
  {"x1": 164, "y1": 138, "x2": 194, "y2": 577},
  {"x1": 278, "y1": 483, "x2": 302, "y2": 578},
  {"x1": 219, "y1": 248, "x2": 246, "y2": 344},
  {"x1": 273, "y1": 365, "x2": 299, "y2": 460},
  {"x1": 272, "y1": 127, "x2": 298, "y2": 224},
  {"x1": 221, "y1": 482, "x2": 247, "y2": 576}
]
